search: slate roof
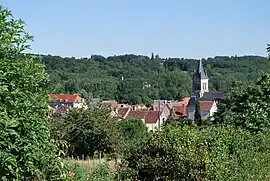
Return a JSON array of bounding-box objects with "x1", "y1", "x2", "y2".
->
[
  {"x1": 199, "y1": 92, "x2": 224, "y2": 101},
  {"x1": 194, "y1": 59, "x2": 208, "y2": 79}
]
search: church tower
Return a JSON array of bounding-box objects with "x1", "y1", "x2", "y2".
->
[{"x1": 192, "y1": 59, "x2": 209, "y2": 98}]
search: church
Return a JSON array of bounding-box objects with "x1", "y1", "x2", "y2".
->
[{"x1": 186, "y1": 59, "x2": 224, "y2": 120}]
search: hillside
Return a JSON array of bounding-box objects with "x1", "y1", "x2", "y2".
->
[{"x1": 39, "y1": 54, "x2": 269, "y2": 104}]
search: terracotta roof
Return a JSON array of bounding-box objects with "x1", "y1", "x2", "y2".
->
[
  {"x1": 126, "y1": 110, "x2": 148, "y2": 119},
  {"x1": 172, "y1": 97, "x2": 190, "y2": 120},
  {"x1": 145, "y1": 111, "x2": 159, "y2": 124},
  {"x1": 117, "y1": 108, "x2": 130, "y2": 118},
  {"x1": 200, "y1": 101, "x2": 214, "y2": 111},
  {"x1": 48, "y1": 94, "x2": 80, "y2": 103},
  {"x1": 172, "y1": 105, "x2": 187, "y2": 119},
  {"x1": 178, "y1": 97, "x2": 190, "y2": 105}
]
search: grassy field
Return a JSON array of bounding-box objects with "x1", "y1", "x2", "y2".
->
[{"x1": 63, "y1": 157, "x2": 118, "y2": 175}]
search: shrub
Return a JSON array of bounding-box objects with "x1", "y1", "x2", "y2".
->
[{"x1": 88, "y1": 163, "x2": 115, "y2": 181}]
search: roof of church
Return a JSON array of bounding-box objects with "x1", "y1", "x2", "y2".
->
[
  {"x1": 194, "y1": 59, "x2": 208, "y2": 79},
  {"x1": 199, "y1": 92, "x2": 224, "y2": 101}
]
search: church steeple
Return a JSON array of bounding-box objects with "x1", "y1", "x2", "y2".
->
[
  {"x1": 195, "y1": 59, "x2": 208, "y2": 79},
  {"x1": 192, "y1": 59, "x2": 209, "y2": 98}
]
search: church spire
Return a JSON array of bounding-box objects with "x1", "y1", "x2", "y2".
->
[{"x1": 195, "y1": 59, "x2": 208, "y2": 79}]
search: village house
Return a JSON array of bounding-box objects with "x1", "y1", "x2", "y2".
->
[
  {"x1": 113, "y1": 100, "x2": 173, "y2": 131},
  {"x1": 116, "y1": 107, "x2": 167, "y2": 132},
  {"x1": 48, "y1": 94, "x2": 86, "y2": 115}
]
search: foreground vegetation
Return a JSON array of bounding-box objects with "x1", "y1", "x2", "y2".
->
[{"x1": 2, "y1": 4, "x2": 270, "y2": 181}]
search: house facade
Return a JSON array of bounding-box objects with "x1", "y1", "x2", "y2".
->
[{"x1": 48, "y1": 94, "x2": 86, "y2": 116}]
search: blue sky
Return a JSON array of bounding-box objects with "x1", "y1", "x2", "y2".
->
[{"x1": 1, "y1": 0, "x2": 270, "y2": 58}]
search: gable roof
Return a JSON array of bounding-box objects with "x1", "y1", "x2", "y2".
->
[
  {"x1": 200, "y1": 92, "x2": 224, "y2": 101},
  {"x1": 48, "y1": 94, "x2": 81, "y2": 103},
  {"x1": 117, "y1": 108, "x2": 130, "y2": 118},
  {"x1": 200, "y1": 101, "x2": 214, "y2": 111},
  {"x1": 125, "y1": 110, "x2": 160, "y2": 124},
  {"x1": 126, "y1": 110, "x2": 149, "y2": 119},
  {"x1": 145, "y1": 111, "x2": 159, "y2": 124}
]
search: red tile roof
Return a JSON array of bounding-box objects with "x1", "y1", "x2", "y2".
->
[
  {"x1": 48, "y1": 94, "x2": 81, "y2": 103},
  {"x1": 172, "y1": 105, "x2": 187, "y2": 119},
  {"x1": 126, "y1": 110, "x2": 160, "y2": 124},
  {"x1": 200, "y1": 101, "x2": 214, "y2": 111},
  {"x1": 117, "y1": 108, "x2": 130, "y2": 118},
  {"x1": 145, "y1": 111, "x2": 159, "y2": 124},
  {"x1": 126, "y1": 110, "x2": 148, "y2": 119},
  {"x1": 172, "y1": 97, "x2": 190, "y2": 120}
]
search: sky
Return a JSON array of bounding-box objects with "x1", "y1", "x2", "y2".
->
[{"x1": 1, "y1": 0, "x2": 270, "y2": 59}]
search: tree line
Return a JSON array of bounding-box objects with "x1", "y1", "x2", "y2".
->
[{"x1": 39, "y1": 53, "x2": 270, "y2": 105}]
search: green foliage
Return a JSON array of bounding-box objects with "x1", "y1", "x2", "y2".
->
[
  {"x1": 0, "y1": 6, "x2": 33, "y2": 59},
  {"x1": 194, "y1": 100, "x2": 202, "y2": 125},
  {"x1": 56, "y1": 108, "x2": 119, "y2": 157},
  {"x1": 215, "y1": 73, "x2": 270, "y2": 133},
  {"x1": 0, "y1": 5, "x2": 63, "y2": 180},
  {"x1": 121, "y1": 124, "x2": 270, "y2": 180},
  {"x1": 121, "y1": 125, "x2": 207, "y2": 180},
  {"x1": 88, "y1": 163, "x2": 115, "y2": 181},
  {"x1": 117, "y1": 118, "x2": 149, "y2": 143},
  {"x1": 65, "y1": 163, "x2": 88, "y2": 181},
  {"x1": 39, "y1": 54, "x2": 191, "y2": 104}
]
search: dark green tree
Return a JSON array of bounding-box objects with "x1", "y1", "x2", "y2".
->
[
  {"x1": 194, "y1": 100, "x2": 202, "y2": 126},
  {"x1": 215, "y1": 73, "x2": 270, "y2": 133},
  {"x1": 267, "y1": 44, "x2": 270, "y2": 58}
]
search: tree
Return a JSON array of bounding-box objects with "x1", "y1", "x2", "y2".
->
[
  {"x1": 0, "y1": 5, "x2": 63, "y2": 180},
  {"x1": 267, "y1": 44, "x2": 270, "y2": 58},
  {"x1": 215, "y1": 73, "x2": 270, "y2": 133},
  {"x1": 121, "y1": 125, "x2": 208, "y2": 180},
  {"x1": 58, "y1": 108, "x2": 119, "y2": 157},
  {"x1": 0, "y1": 6, "x2": 33, "y2": 59},
  {"x1": 151, "y1": 53, "x2": 154, "y2": 60},
  {"x1": 194, "y1": 100, "x2": 202, "y2": 125},
  {"x1": 116, "y1": 118, "x2": 149, "y2": 153}
]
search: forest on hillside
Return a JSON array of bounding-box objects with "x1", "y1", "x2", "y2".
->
[{"x1": 40, "y1": 54, "x2": 269, "y2": 104}]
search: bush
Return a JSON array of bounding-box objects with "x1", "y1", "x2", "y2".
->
[
  {"x1": 121, "y1": 124, "x2": 270, "y2": 180},
  {"x1": 88, "y1": 163, "x2": 115, "y2": 181},
  {"x1": 65, "y1": 163, "x2": 88, "y2": 181}
]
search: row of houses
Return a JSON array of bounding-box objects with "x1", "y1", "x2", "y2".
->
[{"x1": 48, "y1": 60, "x2": 224, "y2": 131}]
